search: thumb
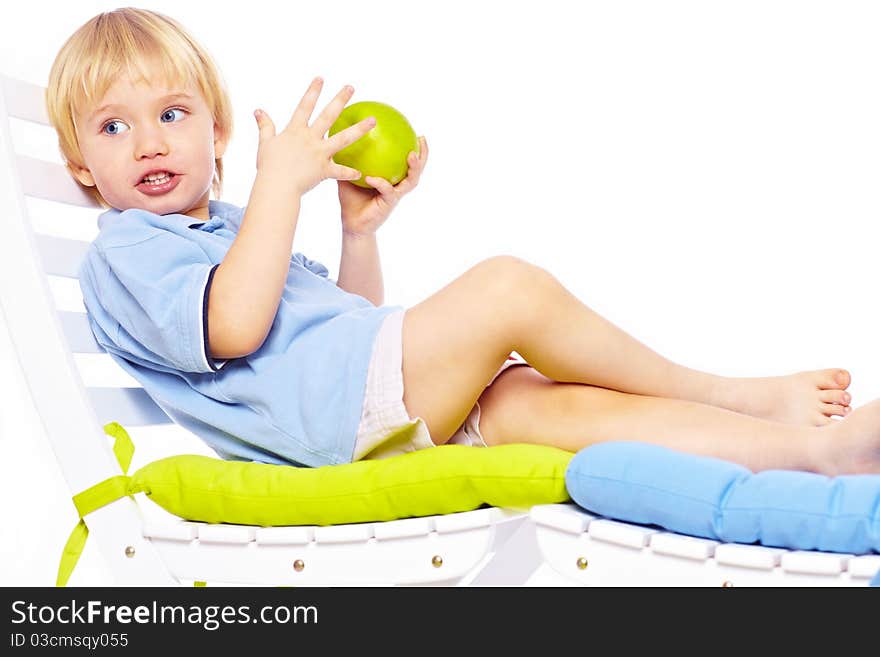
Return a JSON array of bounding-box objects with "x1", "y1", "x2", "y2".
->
[
  {"x1": 343, "y1": 167, "x2": 362, "y2": 181},
  {"x1": 254, "y1": 109, "x2": 275, "y2": 142}
]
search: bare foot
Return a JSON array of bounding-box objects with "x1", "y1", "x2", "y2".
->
[
  {"x1": 813, "y1": 399, "x2": 880, "y2": 475},
  {"x1": 714, "y1": 369, "x2": 852, "y2": 426}
]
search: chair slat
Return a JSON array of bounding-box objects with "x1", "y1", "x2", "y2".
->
[
  {"x1": 0, "y1": 75, "x2": 179, "y2": 584},
  {"x1": 714, "y1": 543, "x2": 787, "y2": 570},
  {"x1": 197, "y1": 524, "x2": 256, "y2": 544},
  {"x1": 434, "y1": 508, "x2": 497, "y2": 533},
  {"x1": 18, "y1": 154, "x2": 100, "y2": 208},
  {"x1": 588, "y1": 518, "x2": 658, "y2": 548},
  {"x1": 649, "y1": 532, "x2": 718, "y2": 560},
  {"x1": 1, "y1": 75, "x2": 49, "y2": 125},
  {"x1": 58, "y1": 311, "x2": 103, "y2": 353},
  {"x1": 86, "y1": 387, "x2": 172, "y2": 426},
  {"x1": 255, "y1": 526, "x2": 314, "y2": 545},
  {"x1": 530, "y1": 503, "x2": 594, "y2": 535},
  {"x1": 314, "y1": 524, "x2": 374, "y2": 544},
  {"x1": 373, "y1": 517, "x2": 434, "y2": 540},
  {"x1": 781, "y1": 551, "x2": 849, "y2": 576},
  {"x1": 142, "y1": 519, "x2": 198, "y2": 542},
  {"x1": 849, "y1": 555, "x2": 880, "y2": 579},
  {"x1": 36, "y1": 233, "x2": 90, "y2": 277}
]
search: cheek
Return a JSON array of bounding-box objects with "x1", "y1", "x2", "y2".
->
[
  {"x1": 194, "y1": 119, "x2": 220, "y2": 160},
  {"x1": 93, "y1": 173, "x2": 130, "y2": 205},
  {"x1": 197, "y1": 135, "x2": 219, "y2": 179},
  {"x1": 82, "y1": 152, "x2": 133, "y2": 203},
  {"x1": 90, "y1": 160, "x2": 128, "y2": 196},
  {"x1": 203, "y1": 131, "x2": 218, "y2": 161},
  {"x1": 78, "y1": 141, "x2": 120, "y2": 184}
]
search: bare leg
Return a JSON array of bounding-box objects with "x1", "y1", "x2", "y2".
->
[
  {"x1": 475, "y1": 366, "x2": 880, "y2": 475},
  {"x1": 474, "y1": 366, "x2": 815, "y2": 471},
  {"x1": 497, "y1": 262, "x2": 851, "y2": 426},
  {"x1": 402, "y1": 256, "x2": 850, "y2": 444}
]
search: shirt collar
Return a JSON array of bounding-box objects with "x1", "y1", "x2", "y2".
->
[
  {"x1": 96, "y1": 199, "x2": 243, "y2": 232},
  {"x1": 188, "y1": 199, "x2": 229, "y2": 229}
]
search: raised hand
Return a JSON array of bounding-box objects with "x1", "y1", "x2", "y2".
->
[
  {"x1": 253, "y1": 77, "x2": 376, "y2": 196},
  {"x1": 337, "y1": 135, "x2": 429, "y2": 237}
]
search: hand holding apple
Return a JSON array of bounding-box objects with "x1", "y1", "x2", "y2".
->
[
  {"x1": 329, "y1": 101, "x2": 419, "y2": 189},
  {"x1": 337, "y1": 135, "x2": 428, "y2": 237},
  {"x1": 253, "y1": 77, "x2": 374, "y2": 196}
]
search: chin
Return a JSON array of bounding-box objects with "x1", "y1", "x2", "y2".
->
[{"x1": 137, "y1": 193, "x2": 192, "y2": 216}]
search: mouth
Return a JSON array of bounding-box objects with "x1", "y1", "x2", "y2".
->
[{"x1": 136, "y1": 171, "x2": 181, "y2": 196}]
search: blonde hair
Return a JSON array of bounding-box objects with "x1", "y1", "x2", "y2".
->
[{"x1": 46, "y1": 7, "x2": 234, "y2": 208}]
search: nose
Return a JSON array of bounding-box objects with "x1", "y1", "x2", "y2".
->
[{"x1": 134, "y1": 124, "x2": 169, "y2": 160}]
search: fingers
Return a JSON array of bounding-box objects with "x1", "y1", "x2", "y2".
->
[
  {"x1": 403, "y1": 143, "x2": 424, "y2": 185},
  {"x1": 327, "y1": 116, "x2": 376, "y2": 154},
  {"x1": 364, "y1": 176, "x2": 397, "y2": 196},
  {"x1": 312, "y1": 85, "x2": 355, "y2": 136},
  {"x1": 415, "y1": 136, "x2": 429, "y2": 167},
  {"x1": 254, "y1": 109, "x2": 276, "y2": 143},
  {"x1": 287, "y1": 76, "x2": 324, "y2": 130},
  {"x1": 392, "y1": 136, "x2": 429, "y2": 194},
  {"x1": 330, "y1": 164, "x2": 363, "y2": 182}
]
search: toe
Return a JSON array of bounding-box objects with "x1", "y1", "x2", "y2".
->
[
  {"x1": 821, "y1": 403, "x2": 850, "y2": 418},
  {"x1": 817, "y1": 369, "x2": 851, "y2": 390},
  {"x1": 815, "y1": 414, "x2": 833, "y2": 426},
  {"x1": 820, "y1": 389, "x2": 851, "y2": 405}
]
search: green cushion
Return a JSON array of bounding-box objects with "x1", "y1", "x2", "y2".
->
[
  {"x1": 131, "y1": 443, "x2": 573, "y2": 526},
  {"x1": 59, "y1": 424, "x2": 572, "y2": 586}
]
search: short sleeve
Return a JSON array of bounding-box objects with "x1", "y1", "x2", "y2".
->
[
  {"x1": 292, "y1": 252, "x2": 329, "y2": 278},
  {"x1": 79, "y1": 230, "x2": 226, "y2": 374}
]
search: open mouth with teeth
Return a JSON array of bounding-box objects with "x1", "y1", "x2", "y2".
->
[
  {"x1": 136, "y1": 171, "x2": 181, "y2": 195},
  {"x1": 141, "y1": 171, "x2": 174, "y2": 185}
]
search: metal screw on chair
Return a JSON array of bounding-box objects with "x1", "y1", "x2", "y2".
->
[
  {"x1": 576, "y1": 557, "x2": 589, "y2": 570},
  {"x1": 721, "y1": 580, "x2": 734, "y2": 587},
  {"x1": 431, "y1": 555, "x2": 443, "y2": 568},
  {"x1": 292, "y1": 559, "x2": 305, "y2": 572},
  {"x1": 124, "y1": 546, "x2": 136, "y2": 558}
]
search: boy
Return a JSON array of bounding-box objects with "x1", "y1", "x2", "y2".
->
[{"x1": 47, "y1": 8, "x2": 880, "y2": 475}]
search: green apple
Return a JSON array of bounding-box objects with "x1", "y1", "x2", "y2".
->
[{"x1": 329, "y1": 101, "x2": 418, "y2": 189}]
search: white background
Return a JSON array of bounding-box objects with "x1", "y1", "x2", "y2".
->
[{"x1": 1, "y1": 0, "x2": 879, "y2": 585}]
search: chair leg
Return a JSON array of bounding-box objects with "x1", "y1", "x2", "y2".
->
[{"x1": 459, "y1": 515, "x2": 542, "y2": 586}]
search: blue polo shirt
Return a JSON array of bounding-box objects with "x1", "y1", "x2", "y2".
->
[{"x1": 78, "y1": 199, "x2": 401, "y2": 467}]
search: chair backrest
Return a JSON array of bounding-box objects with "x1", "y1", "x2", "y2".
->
[{"x1": 0, "y1": 74, "x2": 175, "y2": 583}]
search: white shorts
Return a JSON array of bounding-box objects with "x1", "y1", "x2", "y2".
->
[{"x1": 352, "y1": 309, "x2": 529, "y2": 461}]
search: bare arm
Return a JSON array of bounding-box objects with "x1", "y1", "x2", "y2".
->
[
  {"x1": 336, "y1": 231, "x2": 383, "y2": 306},
  {"x1": 333, "y1": 137, "x2": 429, "y2": 309},
  {"x1": 206, "y1": 78, "x2": 375, "y2": 359},
  {"x1": 207, "y1": 172, "x2": 301, "y2": 358}
]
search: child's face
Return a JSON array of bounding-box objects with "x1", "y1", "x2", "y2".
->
[{"x1": 71, "y1": 75, "x2": 228, "y2": 221}]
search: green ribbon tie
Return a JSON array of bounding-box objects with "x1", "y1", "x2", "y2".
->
[{"x1": 56, "y1": 422, "x2": 136, "y2": 587}]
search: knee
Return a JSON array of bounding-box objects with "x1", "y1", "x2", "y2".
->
[
  {"x1": 465, "y1": 255, "x2": 562, "y2": 351},
  {"x1": 471, "y1": 256, "x2": 561, "y2": 333},
  {"x1": 473, "y1": 255, "x2": 558, "y2": 300},
  {"x1": 477, "y1": 367, "x2": 564, "y2": 445}
]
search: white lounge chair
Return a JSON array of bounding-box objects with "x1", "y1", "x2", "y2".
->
[
  {"x1": 5, "y1": 73, "x2": 876, "y2": 588},
  {"x1": 0, "y1": 73, "x2": 547, "y2": 587},
  {"x1": 529, "y1": 503, "x2": 880, "y2": 587}
]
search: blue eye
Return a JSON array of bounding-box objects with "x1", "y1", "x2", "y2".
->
[
  {"x1": 161, "y1": 108, "x2": 185, "y2": 123},
  {"x1": 102, "y1": 120, "x2": 128, "y2": 136},
  {"x1": 101, "y1": 107, "x2": 186, "y2": 135}
]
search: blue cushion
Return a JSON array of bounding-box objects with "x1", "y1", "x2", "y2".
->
[{"x1": 565, "y1": 442, "x2": 880, "y2": 554}]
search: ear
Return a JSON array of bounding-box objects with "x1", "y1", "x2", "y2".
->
[
  {"x1": 68, "y1": 161, "x2": 96, "y2": 188},
  {"x1": 213, "y1": 122, "x2": 229, "y2": 159}
]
